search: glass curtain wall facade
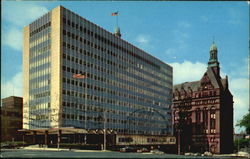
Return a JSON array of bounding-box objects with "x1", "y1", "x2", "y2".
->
[
  {"x1": 24, "y1": 13, "x2": 52, "y2": 129},
  {"x1": 24, "y1": 6, "x2": 173, "y2": 136}
]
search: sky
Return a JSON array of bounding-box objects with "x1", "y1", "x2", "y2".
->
[{"x1": 1, "y1": 1, "x2": 249, "y2": 133}]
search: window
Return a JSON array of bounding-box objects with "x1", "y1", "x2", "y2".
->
[
  {"x1": 196, "y1": 109, "x2": 201, "y2": 123},
  {"x1": 203, "y1": 107, "x2": 208, "y2": 128},
  {"x1": 210, "y1": 107, "x2": 216, "y2": 119},
  {"x1": 210, "y1": 107, "x2": 216, "y2": 130}
]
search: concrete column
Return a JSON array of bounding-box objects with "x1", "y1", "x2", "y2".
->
[
  {"x1": 200, "y1": 110, "x2": 203, "y2": 123},
  {"x1": 57, "y1": 129, "x2": 62, "y2": 149},
  {"x1": 33, "y1": 131, "x2": 37, "y2": 144},
  {"x1": 58, "y1": 130, "x2": 62, "y2": 143},
  {"x1": 74, "y1": 133, "x2": 76, "y2": 143},
  {"x1": 208, "y1": 110, "x2": 211, "y2": 134},
  {"x1": 215, "y1": 110, "x2": 220, "y2": 133},
  {"x1": 22, "y1": 133, "x2": 25, "y2": 144},
  {"x1": 178, "y1": 130, "x2": 181, "y2": 155},
  {"x1": 45, "y1": 131, "x2": 48, "y2": 145}
]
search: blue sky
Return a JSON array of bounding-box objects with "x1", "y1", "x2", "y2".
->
[{"x1": 1, "y1": 1, "x2": 249, "y2": 133}]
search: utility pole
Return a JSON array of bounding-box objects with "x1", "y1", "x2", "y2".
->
[
  {"x1": 238, "y1": 138, "x2": 239, "y2": 153},
  {"x1": 57, "y1": 128, "x2": 61, "y2": 151},
  {"x1": 178, "y1": 130, "x2": 181, "y2": 155},
  {"x1": 103, "y1": 109, "x2": 106, "y2": 151},
  {"x1": 84, "y1": 78, "x2": 87, "y2": 145}
]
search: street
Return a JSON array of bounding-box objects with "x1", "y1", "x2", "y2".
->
[{"x1": 0, "y1": 149, "x2": 243, "y2": 158}]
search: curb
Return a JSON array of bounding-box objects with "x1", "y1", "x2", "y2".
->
[{"x1": 23, "y1": 147, "x2": 112, "y2": 152}]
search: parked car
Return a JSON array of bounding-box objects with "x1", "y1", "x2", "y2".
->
[
  {"x1": 193, "y1": 153, "x2": 201, "y2": 156},
  {"x1": 137, "y1": 147, "x2": 150, "y2": 153},
  {"x1": 237, "y1": 151, "x2": 250, "y2": 158},
  {"x1": 150, "y1": 149, "x2": 164, "y2": 154},
  {"x1": 1, "y1": 143, "x2": 16, "y2": 149},
  {"x1": 120, "y1": 146, "x2": 138, "y2": 152}
]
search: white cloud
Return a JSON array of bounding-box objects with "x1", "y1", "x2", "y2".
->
[
  {"x1": 2, "y1": 3, "x2": 49, "y2": 51},
  {"x1": 2, "y1": 27, "x2": 23, "y2": 51},
  {"x1": 165, "y1": 48, "x2": 177, "y2": 58},
  {"x1": 169, "y1": 60, "x2": 249, "y2": 133},
  {"x1": 227, "y1": 8, "x2": 243, "y2": 25},
  {"x1": 228, "y1": 57, "x2": 249, "y2": 78},
  {"x1": 165, "y1": 27, "x2": 190, "y2": 58},
  {"x1": 134, "y1": 34, "x2": 153, "y2": 52},
  {"x1": 230, "y1": 78, "x2": 249, "y2": 91},
  {"x1": 136, "y1": 34, "x2": 150, "y2": 44},
  {"x1": 174, "y1": 30, "x2": 189, "y2": 40},
  {"x1": 1, "y1": 71, "x2": 23, "y2": 99},
  {"x1": 178, "y1": 21, "x2": 192, "y2": 28},
  {"x1": 3, "y1": 3, "x2": 49, "y2": 27},
  {"x1": 169, "y1": 60, "x2": 207, "y2": 84},
  {"x1": 200, "y1": 15, "x2": 209, "y2": 22},
  {"x1": 229, "y1": 77, "x2": 249, "y2": 132},
  {"x1": 227, "y1": 58, "x2": 249, "y2": 132}
]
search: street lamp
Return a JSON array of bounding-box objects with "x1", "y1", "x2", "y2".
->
[{"x1": 127, "y1": 107, "x2": 170, "y2": 145}]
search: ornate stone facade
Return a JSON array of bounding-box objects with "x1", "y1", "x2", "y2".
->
[{"x1": 172, "y1": 43, "x2": 233, "y2": 154}]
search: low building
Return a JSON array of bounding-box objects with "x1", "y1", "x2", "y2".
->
[
  {"x1": 234, "y1": 133, "x2": 248, "y2": 140},
  {"x1": 172, "y1": 43, "x2": 234, "y2": 154},
  {"x1": 1, "y1": 96, "x2": 23, "y2": 142}
]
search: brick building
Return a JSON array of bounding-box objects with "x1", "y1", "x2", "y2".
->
[
  {"x1": 1, "y1": 96, "x2": 23, "y2": 142},
  {"x1": 172, "y1": 42, "x2": 234, "y2": 154}
]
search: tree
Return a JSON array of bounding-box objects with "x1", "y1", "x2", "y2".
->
[
  {"x1": 234, "y1": 138, "x2": 250, "y2": 151},
  {"x1": 236, "y1": 112, "x2": 250, "y2": 134}
]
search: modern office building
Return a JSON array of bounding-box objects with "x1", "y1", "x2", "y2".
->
[
  {"x1": 23, "y1": 6, "x2": 173, "y2": 147},
  {"x1": 1, "y1": 96, "x2": 23, "y2": 142},
  {"x1": 172, "y1": 43, "x2": 234, "y2": 154}
]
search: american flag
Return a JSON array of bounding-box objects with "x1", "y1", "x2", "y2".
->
[
  {"x1": 111, "y1": 12, "x2": 118, "y2": 16},
  {"x1": 73, "y1": 74, "x2": 86, "y2": 79}
]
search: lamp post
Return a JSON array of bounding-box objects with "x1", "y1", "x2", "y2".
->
[{"x1": 127, "y1": 107, "x2": 169, "y2": 145}]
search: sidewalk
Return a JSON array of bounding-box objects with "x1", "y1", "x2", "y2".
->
[
  {"x1": 213, "y1": 152, "x2": 249, "y2": 158},
  {"x1": 22, "y1": 145, "x2": 112, "y2": 152}
]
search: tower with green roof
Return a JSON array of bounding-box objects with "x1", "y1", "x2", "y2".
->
[{"x1": 208, "y1": 42, "x2": 220, "y2": 76}]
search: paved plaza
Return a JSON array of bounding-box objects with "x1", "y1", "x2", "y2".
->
[{"x1": 0, "y1": 148, "x2": 244, "y2": 159}]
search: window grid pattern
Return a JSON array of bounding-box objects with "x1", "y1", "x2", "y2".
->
[
  {"x1": 60, "y1": 8, "x2": 172, "y2": 135},
  {"x1": 28, "y1": 12, "x2": 51, "y2": 129}
]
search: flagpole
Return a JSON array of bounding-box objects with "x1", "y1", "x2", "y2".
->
[
  {"x1": 72, "y1": 73, "x2": 87, "y2": 144},
  {"x1": 116, "y1": 13, "x2": 118, "y2": 27}
]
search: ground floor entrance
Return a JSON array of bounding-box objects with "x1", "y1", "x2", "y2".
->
[{"x1": 18, "y1": 127, "x2": 176, "y2": 153}]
